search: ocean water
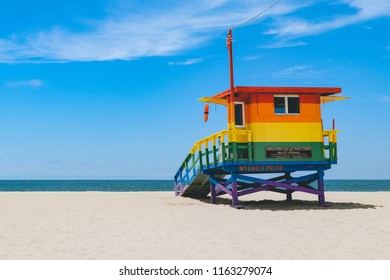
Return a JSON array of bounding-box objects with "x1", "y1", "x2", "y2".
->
[
  {"x1": 0, "y1": 180, "x2": 173, "y2": 192},
  {"x1": 0, "y1": 180, "x2": 389, "y2": 192}
]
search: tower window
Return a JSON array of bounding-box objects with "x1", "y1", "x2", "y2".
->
[
  {"x1": 274, "y1": 95, "x2": 300, "y2": 115},
  {"x1": 234, "y1": 102, "x2": 245, "y2": 127}
]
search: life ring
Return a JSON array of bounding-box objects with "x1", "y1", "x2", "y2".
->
[{"x1": 204, "y1": 104, "x2": 209, "y2": 122}]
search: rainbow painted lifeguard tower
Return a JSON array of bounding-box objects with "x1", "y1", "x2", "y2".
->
[{"x1": 174, "y1": 30, "x2": 347, "y2": 208}]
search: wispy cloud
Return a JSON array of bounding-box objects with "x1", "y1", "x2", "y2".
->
[
  {"x1": 1, "y1": 1, "x2": 389, "y2": 62},
  {"x1": 168, "y1": 58, "x2": 204, "y2": 66},
  {"x1": 0, "y1": 1, "x2": 302, "y2": 63},
  {"x1": 265, "y1": 0, "x2": 390, "y2": 38},
  {"x1": 261, "y1": 40, "x2": 306, "y2": 49},
  {"x1": 4, "y1": 79, "x2": 43, "y2": 88},
  {"x1": 244, "y1": 55, "x2": 265, "y2": 61},
  {"x1": 379, "y1": 95, "x2": 390, "y2": 103},
  {"x1": 273, "y1": 64, "x2": 330, "y2": 78}
]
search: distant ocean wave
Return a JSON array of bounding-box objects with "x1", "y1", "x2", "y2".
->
[{"x1": 0, "y1": 180, "x2": 389, "y2": 192}]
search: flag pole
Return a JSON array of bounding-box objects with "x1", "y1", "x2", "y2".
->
[{"x1": 227, "y1": 29, "x2": 235, "y2": 129}]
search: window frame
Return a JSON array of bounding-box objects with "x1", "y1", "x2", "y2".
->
[
  {"x1": 234, "y1": 102, "x2": 245, "y2": 127},
  {"x1": 274, "y1": 94, "x2": 300, "y2": 115}
]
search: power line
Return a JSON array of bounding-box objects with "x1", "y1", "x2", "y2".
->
[{"x1": 233, "y1": 0, "x2": 283, "y2": 29}]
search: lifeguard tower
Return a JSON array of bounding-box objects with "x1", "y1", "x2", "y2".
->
[{"x1": 174, "y1": 30, "x2": 347, "y2": 208}]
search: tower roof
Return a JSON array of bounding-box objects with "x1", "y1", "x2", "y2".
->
[
  {"x1": 199, "y1": 86, "x2": 347, "y2": 105},
  {"x1": 213, "y1": 86, "x2": 342, "y2": 99}
]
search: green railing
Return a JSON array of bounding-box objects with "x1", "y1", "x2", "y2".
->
[
  {"x1": 174, "y1": 129, "x2": 253, "y2": 188},
  {"x1": 175, "y1": 129, "x2": 339, "y2": 191}
]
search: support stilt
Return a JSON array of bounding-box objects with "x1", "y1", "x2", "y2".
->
[
  {"x1": 210, "y1": 181, "x2": 216, "y2": 204},
  {"x1": 231, "y1": 174, "x2": 238, "y2": 206},
  {"x1": 286, "y1": 191, "x2": 293, "y2": 202},
  {"x1": 285, "y1": 172, "x2": 292, "y2": 202},
  {"x1": 317, "y1": 170, "x2": 325, "y2": 206},
  {"x1": 230, "y1": 174, "x2": 244, "y2": 209},
  {"x1": 204, "y1": 169, "x2": 329, "y2": 209}
]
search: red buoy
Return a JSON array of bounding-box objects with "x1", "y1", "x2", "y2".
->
[{"x1": 204, "y1": 104, "x2": 209, "y2": 122}]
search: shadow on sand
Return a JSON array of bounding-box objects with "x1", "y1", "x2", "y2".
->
[{"x1": 193, "y1": 197, "x2": 379, "y2": 211}]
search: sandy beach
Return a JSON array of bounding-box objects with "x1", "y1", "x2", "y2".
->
[{"x1": 0, "y1": 191, "x2": 389, "y2": 260}]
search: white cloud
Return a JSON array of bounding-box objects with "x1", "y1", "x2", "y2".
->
[
  {"x1": 168, "y1": 58, "x2": 204, "y2": 66},
  {"x1": 261, "y1": 40, "x2": 306, "y2": 49},
  {"x1": 265, "y1": 0, "x2": 390, "y2": 38},
  {"x1": 4, "y1": 79, "x2": 43, "y2": 88},
  {"x1": 0, "y1": 0, "x2": 303, "y2": 63},
  {"x1": 273, "y1": 65, "x2": 310, "y2": 76},
  {"x1": 1, "y1": 0, "x2": 388, "y2": 62},
  {"x1": 273, "y1": 65, "x2": 329, "y2": 78},
  {"x1": 244, "y1": 55, "x2": 265, "y2": 61}
]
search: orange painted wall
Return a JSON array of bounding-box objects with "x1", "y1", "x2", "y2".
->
[{"x1": 227, "y1": 92, "x2": 322, "y2": 127}]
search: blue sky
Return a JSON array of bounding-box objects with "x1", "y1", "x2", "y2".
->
[{"x1": 0, "y1": 0, "x2": 389, "y2": 179}]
